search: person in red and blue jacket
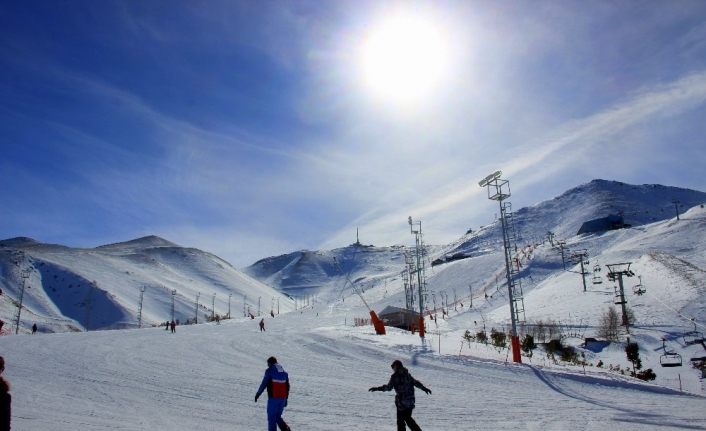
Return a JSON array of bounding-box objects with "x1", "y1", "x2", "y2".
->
[{"x1": 255, "y1": 356, "x2": 291, "y2": 431}]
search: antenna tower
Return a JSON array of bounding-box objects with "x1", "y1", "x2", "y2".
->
[{"x1": 478, "y1": 170, "x2": 525, "y2": 363}]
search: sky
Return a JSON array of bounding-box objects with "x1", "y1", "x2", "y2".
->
[{"x1": 2, "y1": 1, "x2": 706, "y2": 267}]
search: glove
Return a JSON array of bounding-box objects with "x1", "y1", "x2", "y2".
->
[
  {"x1": 368, "y1": 387, "x2": 379, "y2": 392},
  {"x1": 423, "y1": 388, "x2": 432, "y2": 395},
  {"x1": 255, "y1": 393, "x2": 260, "y2": 403}
]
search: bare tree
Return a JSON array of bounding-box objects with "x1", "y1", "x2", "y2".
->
[{"x1": 598, "y1": 306, "x2": 620, "y2": 341}]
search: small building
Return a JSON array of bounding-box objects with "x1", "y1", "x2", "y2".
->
[
  {"x1": 577, "y1": 214, "x2": 628, "y2": 235},
  {"x1": 378, "y1": 306, "x2": 420, "y2": 331}
]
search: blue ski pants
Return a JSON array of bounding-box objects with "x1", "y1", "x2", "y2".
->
[{"x1": 267, "y1": 398, "x2": 287, "y2": 431}]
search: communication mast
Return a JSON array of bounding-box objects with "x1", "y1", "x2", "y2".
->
[
  {"x1": 478, "y1": 170, "x2": 525, "y2": 363},
  {"x1": 408, "y1": 216, "x2": 428, "y2": 338}
]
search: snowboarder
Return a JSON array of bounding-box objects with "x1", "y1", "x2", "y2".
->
[
  {"x1": 0, "y1": 356, "x2": 11, "y2": 431},
  {"x1": 259, "y1": 318, "x2": 266, "y2": 332},
  {"x1": 170, "y1": 320, "x2": 176, "y2": 333},
  {"x1": 369, "y1": 359, "x2": 431, "y2": 431},
  {"x1": 254, "y1": 356, "x2": 290, "y2": 431},
  {"x1": 32, "y1": 323, "x2": 37, "y2": 334}
]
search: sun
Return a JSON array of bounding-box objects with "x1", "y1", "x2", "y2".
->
[{"x1": 360, "y1": 12, "x2": 449, "y2": 105}]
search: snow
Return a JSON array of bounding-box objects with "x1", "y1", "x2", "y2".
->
[
  {"x1": 1, "y1": 180, "x2": 706, "y2": 429},
  {"x1": 2, "y1": 312, "x2": 704, "y2": 430}
]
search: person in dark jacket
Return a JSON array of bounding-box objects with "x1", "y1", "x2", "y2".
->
[
  {"x1": 0, "y1": 356, "x2": 11, "y2": 431},
  {"x1": 255, "y1": 356, "x2": 290, "y2": 431},
  {"x1": 369, "y1": 359, "x2": 431, "y2": 431},
  {"x1": 170, "y1": 320, "x2": 176, "y2": 333},
  {"x1": 31, "y1": 323, "x2": 37, "y2": 334}
]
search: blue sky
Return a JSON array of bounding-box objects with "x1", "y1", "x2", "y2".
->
[{"x1": 2, "y1": 1, "x2": 706, "y2": 266}]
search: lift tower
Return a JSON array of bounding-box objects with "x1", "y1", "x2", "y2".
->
[
  {"x1": 479, "y1": 171, "x2": 525, "y2": 363},
  {"x1": 606, "y1": 262, "x2": 634, "y2": 333},
  {"x1": 408, "y1": 216, "x2": 428, "y2": 338}
]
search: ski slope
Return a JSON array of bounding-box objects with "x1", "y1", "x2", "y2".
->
[{"x1": 1, "y1": 309, "x2": 704, "y2": 431}]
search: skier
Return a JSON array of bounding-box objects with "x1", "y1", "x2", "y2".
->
[
  {"x1": 369, "y1": 359, "x2": 431, "y2": 431},
  {"x1": 254, "y1": 356, "x2": 291, "y2": 431},
  {"x1": 165, "y1": 321, "x2": 170, "y2": 331},
  {"x1": 0, "y1": 356, "x2": 11, "y2": 431},
  {"x1": 170, "y1": 320, "x2": 176, "y2": 333},
  {"x1": 259, "y1": 318, "x2": 266, "y2": 332},
  {"x1": 32, "y1": 323, "x2": 37, "y2": 334}
]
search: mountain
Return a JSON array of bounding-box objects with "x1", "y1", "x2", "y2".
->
[
  {"x1": 243, "y1": 243, "x2": 407, "y2": 302},
  {"x1": 435, "y1": 179, "x2": 706, "y2": 264},
  {"x1": 0, "y1": 235, "x2": 292, "y2": 333}
]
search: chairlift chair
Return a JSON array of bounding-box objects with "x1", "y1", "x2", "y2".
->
[
  {"x1": 683, "y1": 320, "x2": 704, "y2": 345},
  {"x1": 592, "y1": 275, "x2": 603, "y2": 285},
  {"x1": 660, "y1": 351, "x2": 683, "y2": 367},
  {"x1": 660, "y1": 338, "x2": 683, "y2": 367},
  {"x1": 632, "y1": 275, "x2": 646, "y2": 295}
]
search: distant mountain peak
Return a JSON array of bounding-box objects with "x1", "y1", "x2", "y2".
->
[
  {"x1": 96, "y1": 235, "x2": 178, "y2": 250},
  {"x1": 0, "y1": 236, "x2": 40, "y2": 247}
]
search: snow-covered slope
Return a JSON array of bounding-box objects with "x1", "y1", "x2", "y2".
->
[
  {"x1": 1, "y1": 307, "x2": 704, "y2": 431},
  {"x1": 0, "y1": 236, "x2": 292, "y2": 333},
  {"x1": 436, "y1": 179, "x2": 706, "y2": 264},
  {"x1": 243, "y1": 243, "x2": 408, "y2": 302}
]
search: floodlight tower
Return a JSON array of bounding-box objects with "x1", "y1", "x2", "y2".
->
[
  {"x1": 408, "y1": 216, "x2": 428, "y2": 338},
  {"x1": 606, "y1": 262, "x2": 634, "y2": 333},
  {"x1": 478, "y1": 170, "x2": 525, "y2": 363}
]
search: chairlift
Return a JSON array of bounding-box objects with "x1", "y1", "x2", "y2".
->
[
  {"x1": 683, "y1": 320, "x2": 704, "y2": 345},
  {"x1": 660, "y1": 338, "x2": 683, "y2": 367},
  {"x1": 632, "y1": 275, "x2": 646, "y2": 296},
  {"x1": 592, "y1": 264, "x2": 603, "y2": 284}
]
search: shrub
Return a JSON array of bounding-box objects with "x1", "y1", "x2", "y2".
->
[
  {"x1": 635, "y1": 368, "x2": 656, "y2": 381},
  {"x1": 490, "y1": 328, "x2": 507, "y2": 349},
  {"x1": 521, "y1": 334, "x2": 537, "y2": 357},
  {"x1": 475, "y1": 330, "x2": 487, "y2": 344}
]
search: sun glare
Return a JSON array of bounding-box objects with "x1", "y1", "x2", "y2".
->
[{"x1": 360, "y1": 12, "x2": 449, "y2": 105}]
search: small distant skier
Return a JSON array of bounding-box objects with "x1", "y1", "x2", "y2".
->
[
  {"x1": 259, "y1": 318, "x2": 266, "y2": 332},
  {"x1": 254, "y1": 356, "x2": 291, "y2": 431},
  {"x1": 215, "y1": 315, "x2": 221, "y2": 325},
  {"x1": 369, "y1": 359, "x2": 431, "y2": 431},
  {"x1": 32, "y1": 323, "x2": 37, "y2": 334},
  {"x1": 165, "y1": 321, "x2": 170, "y2": 331},
  {"x1": 0, "y1": 320, "x2": 4, "y2": 333},
  {"x1": 170, "y1": 320, "x2": 176, "y2": 333},
  {"x1": 270, "y1": 310, "x2": 275, "y2": 318}
]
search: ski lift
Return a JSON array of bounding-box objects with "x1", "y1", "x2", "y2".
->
[
  {"x1": 660, "y1": 338, "x2": 683, "y2": 367},
  {"x1": 613, "y1": 286, "x2": 625, "y2": 305},
  {"x1": 592, "y1": 264, "x2": 603, "y2": 284},
  {"x1": 683, "y1": 319, "x2": 704, "y2": 346},
  {"x1": 632, "y1": 275, "x2": 646, "y2": 296}
]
